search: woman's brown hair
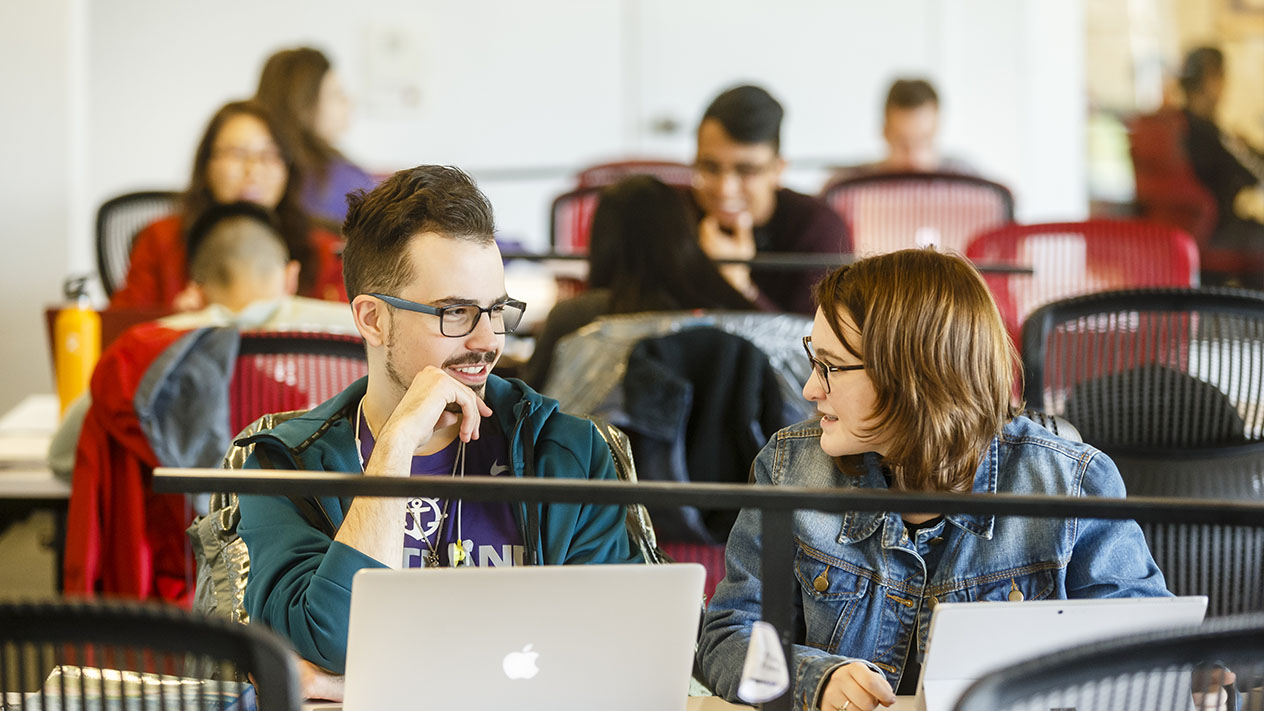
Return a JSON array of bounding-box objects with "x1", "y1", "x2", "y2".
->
[
  {"x1": 254, "y1": 47, "x2": 343, "y2": 190},
  {"x1": 183, "y1": 100, "x2": 317, "y2": 292},
  {"x1": 813, "y1": 249, "x2": 1019, "y2": 492}
]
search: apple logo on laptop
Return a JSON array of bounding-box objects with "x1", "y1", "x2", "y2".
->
[{"x1": 502, "y1": 644, "x2": 540, "y2": 680}]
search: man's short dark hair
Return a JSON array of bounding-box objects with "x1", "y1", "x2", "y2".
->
[
  {"x1": 700, "y1": 84, "x2": 784, "y2": 153},
  {"x1": 187, "y1": 202, "x2": 287, "y2": 287},
  {"x1": 1180, "y1": 46, "x2": 1224, "y2": 95},
  {"x1": 885, "y1": 79, "x2": 940, "y2": 113},
  {"x1": 341, "y1": 165, "x2": 496, "y2": 300}
]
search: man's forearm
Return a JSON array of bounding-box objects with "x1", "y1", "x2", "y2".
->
[{"x1": 333, "y1": 495, "x2": 407, "y2": 568}]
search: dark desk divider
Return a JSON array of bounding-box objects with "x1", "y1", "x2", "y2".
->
[
  {"x1": 154, "y1": 468, "x2": 1264, "y2": 711},
  {"x1": 501, "y1": 251, "x2": 1036, "y2": 275}
]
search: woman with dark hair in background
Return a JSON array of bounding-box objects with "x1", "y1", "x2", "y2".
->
[
  {"x1": 523, "y1": 175, "x2": 764, "y2": 388},
  {"x1": 109, "y1": 100, "x2": 347, "y2": 309},
  {"x1": 255, "y1": 46, "x2": 376, "y2": 224}
]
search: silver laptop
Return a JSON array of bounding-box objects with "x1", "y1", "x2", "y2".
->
[
  {"x1": 342, "y1": 564, "x2": 706, "y2": 711},
  {"x1": 914, "y1": 596, "x2": 1208, "y2": 711}
]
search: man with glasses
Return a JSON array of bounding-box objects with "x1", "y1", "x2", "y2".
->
[
  {"x1": 236, "y1": 165, "x2": 640, "y2": 675},
  {"x1": 690, "y1": 84, "x2": 849, "y2": 315}
]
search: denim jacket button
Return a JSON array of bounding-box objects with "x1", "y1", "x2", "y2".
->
[
  {"x1": 1008, "y1": 588, "x2": 1025, "y2": 602},
  {"x1": 927, "y1": 536, "x2": 944, "y2": 545},
  {"x1": 813, "y1": 571, "x2": 829, "y2": 592},
  {"x1": 928, "y1": 596, "x2": 939, "y2": 609}
]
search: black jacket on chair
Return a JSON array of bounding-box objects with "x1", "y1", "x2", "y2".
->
[{"x1": 620, "y1": 327, "x2": 799, "y2": 544}]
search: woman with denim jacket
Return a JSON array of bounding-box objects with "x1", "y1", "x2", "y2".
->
[{"x1": 696, "y1": 249, "x2": 1170, "y2": 711}]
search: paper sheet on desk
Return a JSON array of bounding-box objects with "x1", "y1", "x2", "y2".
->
[
  {"x1": 0, "y1": 435, "x2": 55, "y2": 466},
  {"x1": 0, "y1": 394, "x2": 58, "y2": 435}
]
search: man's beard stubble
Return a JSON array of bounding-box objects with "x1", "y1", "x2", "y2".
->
[{"x1": 384, "y1": 319, "x2": 498, "y2": 400}]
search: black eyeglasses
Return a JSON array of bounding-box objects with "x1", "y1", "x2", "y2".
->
[
  {"x1": 370, "y1": 293, "x2": 527, "y2": 337},
  {"x1": 802, "y1": 336, "x2": 863, "y2": 394}
]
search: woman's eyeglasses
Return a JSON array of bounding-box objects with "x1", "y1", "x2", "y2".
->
[{"x1": 802, "y1": 336, "x2": 864, "y2": 393}]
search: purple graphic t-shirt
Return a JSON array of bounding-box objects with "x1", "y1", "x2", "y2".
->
[{"x1": 357, "y1": 409, "x2": 524, "y2": 568}]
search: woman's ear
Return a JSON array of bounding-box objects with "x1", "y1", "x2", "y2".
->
[{"x1": 351, "y1": 294, "x2": 389, "y2": 347}]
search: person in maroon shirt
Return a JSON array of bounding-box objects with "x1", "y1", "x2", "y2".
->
[{"x1": 689, "y1": 84, "x2": 850, "y2": 315}]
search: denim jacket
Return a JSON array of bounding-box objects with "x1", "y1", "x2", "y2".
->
[{"x1": 697, "y1": 416, "x2": 1170, "y2": 711}]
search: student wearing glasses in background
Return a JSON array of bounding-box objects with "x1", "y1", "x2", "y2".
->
[
  {"x1": 109, "y1": 100, "x2": 347, "y2": 310},
  {"x1": 697, "y1": 249, "x2": 1169, "y2": 711},
  {"x1": 235, "y1": 166, "x2": 641, "y2": 677},
  {"x1": 689, "y1": 84, "x2": 850, "y2": 315}
]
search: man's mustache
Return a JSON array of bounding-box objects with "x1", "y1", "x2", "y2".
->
[{"x1": 442, "y1": 351, "x2": 498, "y2": 369}]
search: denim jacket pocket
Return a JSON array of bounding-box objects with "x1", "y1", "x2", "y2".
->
[
  {"x1": 956, "y1": 566, "x2": 1057, "y2": 603},
  {"x1": 794, "y1": 544, "x2": 871, "y2": 652}
]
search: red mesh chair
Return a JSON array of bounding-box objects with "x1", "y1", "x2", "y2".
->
[
  {"x1": 576, "y1": 160, "x2": 693, "y2": 189},
  {"x1": 549, "y1": 186, "x2": 602, "y2": 256},
  {"x1": 1128, "y1": 110, "x2": 1218, "y2": 244},
  {"x1": 966, "y1": 220, "x2": 1200, "y2": 346},
  {"x1": 820, "y1": 172, "x2": 1014, "y2": 256},
  {"x1": 229, "y1": 331, "x2": 367, "y2": 435},
  {"x1": 659, "y1": 542, "x2": 727, "y2": 601}
]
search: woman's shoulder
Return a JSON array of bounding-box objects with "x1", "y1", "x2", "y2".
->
[
  {"x1": 134, "y1": 214, "x2": 184, "y2": 246},
  {"x1": 995, "y1": 416, "x2": 1113, "y2": 495},
  {"x1": 755, "y1": 419, "x2": 841, "y2": 486}
]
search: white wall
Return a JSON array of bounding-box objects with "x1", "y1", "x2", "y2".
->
[
  {"x1": 0, "y1": 0, "x2": 1088, "y2": 409},
  {"x1": 0, "y1": 0, "x2": 78, "y2": 411}
]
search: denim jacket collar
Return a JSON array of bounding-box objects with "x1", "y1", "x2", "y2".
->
[{"x1": 836, "y1": 438, "x2": 1000, "y2": 545}]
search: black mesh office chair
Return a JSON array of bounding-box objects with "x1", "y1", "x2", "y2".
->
[
  {"x1": 0, "y1": 600, "x2": 300, "y2": 710},
  {"x1": 96, "y1": 190, "x2": 181, "y2": 296},
  {"x1": 1111, "y1": 445, "x2": 1264, "y2": 617},
  {"x1": 954, "y1": 614, "x2": 1264, "y2": 711},
  {"x1": 1022, "y1": 287, "x2": 1264, "y2": 449},
  {"x1": 1023, "y1": 287, "x2": 1264, "y2": 617}
]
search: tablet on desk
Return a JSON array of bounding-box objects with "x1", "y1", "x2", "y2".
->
[{"x1": 914, "y1": 596, "x2": 1208, "y2": 711}]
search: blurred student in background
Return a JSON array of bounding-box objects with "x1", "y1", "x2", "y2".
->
[
  {"x1": 524, "y1": 175, "x2": 761, "y2": 388},
  {"x1": 61, "y1": 202, "x2": 356, "y2": 605},
  {"x1": 255, "y1": 46, "x2": 377, "y2": 225},
  {"x1": 109, "y1": 100, "x2": 347, "y2": 311},
  {"x1": 835, "y1": 78, "x2": 974, "y2": 179},
  {"x1": 689, "y1": 85, "x2": 849, "y2": 315},
  {"x1": 1180, "y1": 46, "x2": 1264, "y2": 253}
]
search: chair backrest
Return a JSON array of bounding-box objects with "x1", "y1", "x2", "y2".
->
[
  {"x1": 1127, "y1": 109, "x2": 1218, "y2": 246},
  {"x1": 1021, "y1": 287, "x2": 1264, "y2": 450},
  {"x1": 953, "y1": 614, "x2": 1264, "y2": 711},
  {"x1": 820, "y1": 172, "x2": 1014, "y2": 256},
  {"x1": 229, "y1": 331, "x2": 368, "y2": 435},
  {"x1": 966, "y1": 219, "x2": 1200, "y2": 345},
  {"x1": 549, "y1": 185, "x2": 603, "y2": 255},
  {"x1": 575, "y1": 160, "x2": 694, "y2": 189},
  {"x1": 96, "y1": 191, "x2": 181, "y2": 296},
  {"x1": 1110, "y1": 444, "x2": 1264, "y2": 617},
  {"x1": 0, "y1": 600, "x2": 300, "y2": 711}
]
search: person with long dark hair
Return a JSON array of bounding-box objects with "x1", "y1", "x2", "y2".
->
[
  {"x1": 109, "y1": 100, "x2": 347, "y2": 309},
  {"x1": 255, "y1": 46, "x2": 376, "y2": 224},
  {"x1": 523, "y1": 175, "x2": 762, "y2": 387}
]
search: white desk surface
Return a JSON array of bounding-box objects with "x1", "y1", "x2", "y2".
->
[{"x1": 0, "y1": 394, "x2": 67, "y2": 499}]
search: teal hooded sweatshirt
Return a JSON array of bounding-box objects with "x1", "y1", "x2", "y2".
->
[{"x1": 236, "y1": 375, "x2": 640, "y2": 673}]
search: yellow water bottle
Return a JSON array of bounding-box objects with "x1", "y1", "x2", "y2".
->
[{"x1": 54, "y1": 276, "x2": 101, "y2": 415}]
